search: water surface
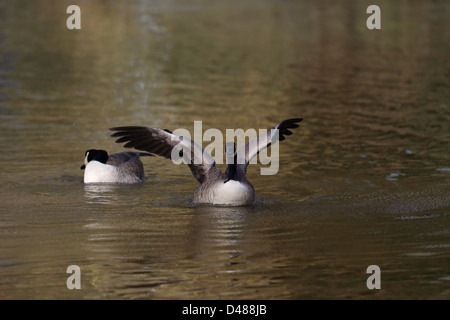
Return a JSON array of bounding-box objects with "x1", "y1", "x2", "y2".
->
[{"x1": 0, "y1": 0, "x2": 449, "y2": 299}]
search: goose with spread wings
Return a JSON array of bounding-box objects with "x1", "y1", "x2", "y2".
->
[{"x1": 110, "y1": 118, "x2": 302, "y2": 205}]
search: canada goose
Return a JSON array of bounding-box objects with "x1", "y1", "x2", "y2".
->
[
  {"x1": 81, "y1": 149, "x2": 152, "y2": 183},
  {"x1": 110, "y1": 118, "x2": 302, "y2": 205}
]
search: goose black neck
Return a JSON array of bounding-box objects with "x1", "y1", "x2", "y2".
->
[{"x1": 226, "y1": 154, "x2": 239, "y2": 182}]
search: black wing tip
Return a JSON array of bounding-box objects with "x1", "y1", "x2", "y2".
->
[
  {"x1": 109, "y1": 126, "x2": 133, "y2": 132},
  {"x1": 282, "y1": 118, "x2": 303, "y2": 126},
  {"x1": 274, "y1": 118, "x2": 303, "y2": 130},
  {"x1": 285, "y1": 117, "x2": 303, "y2": 122},
  {"x1": 110, "y1": 126, "x2": 144, "y2": 131},
  {"x1": 138, "y1": 152, "x2": 154, "y2": 157},
  {"x1": 275, "y1": 117, "x2": 303, "y2": 141},
  {"x1": 109, "y1": 126, "x2": 151, "y2": 140}
]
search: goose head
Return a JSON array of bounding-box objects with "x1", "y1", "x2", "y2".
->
[{"x1": 81, "y1": 149, "x2": 108, "y2": 169}]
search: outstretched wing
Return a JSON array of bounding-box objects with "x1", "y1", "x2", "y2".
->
[
  {"x1": 109, "y1": 126, "x2": 217, "y2": 183},
  {"x1": 107, "y1": 151, "x2": 152, "y2": 167},
  {"x1": 236, "y1": 118, "x2": 303, "y2": 172}
]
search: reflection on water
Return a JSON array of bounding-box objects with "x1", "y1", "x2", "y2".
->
[
  {"x1": 0, "y1": 0, "x2": 449, "y2": 299},
  {"x1": 84, "y1": 184, "x2": 123, "y2": 205}
]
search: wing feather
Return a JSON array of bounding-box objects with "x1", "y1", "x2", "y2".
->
[
  {"x1": 110, "y1": 126, "x2": 217, "y2": 183},
  {"x1": 236, "y1": 118, "x2": 303, "y2": 172}
]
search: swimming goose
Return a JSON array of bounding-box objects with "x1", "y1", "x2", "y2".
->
[
  {"x1": 81, "y1": 149, "x2": 152, "y2": 183},
  {"x1": 110, "y1": 118, "x2": 302, "y2": 205}
]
